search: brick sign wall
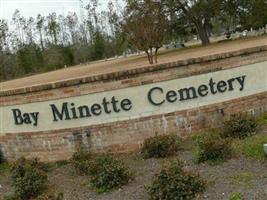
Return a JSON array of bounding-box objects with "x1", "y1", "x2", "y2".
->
[{"x1": 0, "y1": 46, "x2": 267, "y2": 161}]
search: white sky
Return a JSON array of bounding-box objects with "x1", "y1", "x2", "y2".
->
[{"x1": 0, "y1": 0, "x2": 123, "y2": 20}]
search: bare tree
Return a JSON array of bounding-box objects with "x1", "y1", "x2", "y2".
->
[
  {"x1": 58, "y1": 14, "x2": 69, "y2": 45},
  {"x1": 25, "y1": 17, "x2": 35, "y2": 44},
  {"x1": 12, "y1": 10, "x2": 25, "y2": 46},
  {"x1": 0, "y1": 19, "x2": 9, "y2": 51},
  {"x1": 46, "y1": 13, "x2": 60, "y2": 45},
  {"x1": 85, "y1": 0, "x2": 100, "y2": 43},
  {"x1": 36, "y1": 14, "x2": 45, "y2": 50},
  {"x1": 66, "y1": 12, "x2": 79, "y2": 44}
]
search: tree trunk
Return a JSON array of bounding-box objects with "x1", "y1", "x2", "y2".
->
[
  {"x1": 149, "y1": 48, "x2": 153, "y2": 64},
  {"x1": 145, "y1": 50, "x2": 153, "y2": 64},
  {"x1": 71, "y1": 32, "x2": 75, "y2": 44},
  {"x1": 53, "y1": 30, "x2": 57, "y2": 45},
  {"x1": 154, "y1": 48, "x2": 159, "y2": 64},
  {"x1": 39, "y1": 32, "x2": 44, "y2": 50},
  {"x1": 195, "y1": 21, "x2": 210, "y2": 45}
]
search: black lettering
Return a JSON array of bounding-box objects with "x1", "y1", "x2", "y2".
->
[
  {"x1": 198, "y1": 84, "x2": 209, "y2": 97},
  {"x1": 102, "y1": 97, "x2": 111, "y2": 114},
  {"x1": 178, "y1": 87, "x2": 198, "y2": 101},
  {"x1": 236, "y1": 75, "x2": 246, "y2": 91},
  {"x1": 209, "y1": 78, "x2": 217, "y2": 94},
  {"x1": 23, "y1": 113, "x2": 31, "y2": 124},
  {"x1": 217, "y1": 81, "x2": 227, "y2": 93},
  {"x1": 12, "y1": 109, "x2": 23, "y2": 125},
  {"x1": 91, "y1": 104, "x2": 102, "y2": 115},
  {"x1": 30, "y1": 112, "x2": 39, "y2": 126},
  {"x1": 147, "y1": 87, "x2": 165, "y2": 106},
  {"x1": 166, "y1": 90, "x2": 177, "y2": 103},
  {"x1": 50, "y1": 103, "x2": 71, "y2": 121},
  {"x1": 111, "y1": 96, "x2": 120, "y2": 112},
  {"x1": 78, "y1": 106, "x2": 91, "y2": 118},
  {"x1": 121, "y1": 99, "x2": 132, "y2": 111},
  {"x1": 227, "y1": 78, "x2": 235, "y2": 91},
  {"x1": 70, "y1": 103, "x2": 78, "y2": 119}
]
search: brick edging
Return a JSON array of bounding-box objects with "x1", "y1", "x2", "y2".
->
[{"x1": 1, "y1": 45, "x2": 267, "y2": 97}]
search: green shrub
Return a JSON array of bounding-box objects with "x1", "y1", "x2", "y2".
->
[
  {"x1": 0, "y1": 162, "x2": 9, "y2": 175},
  {"x1": 3, "y1": 195, "x2": 17, "y2": 200},
  {"x1": 88, "y1": 154, "x2": 132, "y2": 193},
  {"x1": 4, "y1": 190, "x2": 63, "y2": 200},
  {"x1": 141, "y1": 134, "x2": 181, "y2": 158},
  {"x1": 222, "y1": 113, "x2": 258, "y2": 139},
  {"x1": 72, "y1": 148, "x2": 91, "y2": 175},
  {"x1": 10, "y1": 157, "x2": 48, "y2": 200},
  {"x1": 194, "y1": 131, "x2": 232, "y2": 163},
  {"x1": 147, "y1": 160, "x2": 206, "y2": 200},
  {"x1": 229, "y1": 192, "x2": 243, "y2": 200}
]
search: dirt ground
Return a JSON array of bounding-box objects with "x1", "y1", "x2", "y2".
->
[
  {"x1": 1, "y1": 133, "x2": 267, "y2": 200},
  {"x1": 49, "y1": 154, "x2": 267, "y2": 200},
  {"x1": 1, "y1": 35, "x2": 267, "y2": 91}
]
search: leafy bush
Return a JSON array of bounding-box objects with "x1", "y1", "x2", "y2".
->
[
  {"x1": 194, "y1": 131, "x2": 232, "y2": 163},
  {"x1": 0, "y1": 162, "x2": 9, "y2": 175},
  {"x1": 10, "y1": 157, "x2": 48, "y2": 200},
  {"x1": 3, "y1": 195, "x2": 17, "y2": 200},
  {"x1": 147, "y1": 160, "x2": 206, "y2": 200},
  {"x1": 88, "y1": 154, "x2": 132, "y2": 193},
  {"x1": 229, "y1": 192, "x2": 243, "y2": 200},
  {"x1": 72, "y1": 148, "x2": 91, "y2": 175},
  {"x1": 222, "y1": 113, "x2": 258, "y2": 139},
  {"x1": 4, "y1": 190, "x2": 63, "y2": 200},
  {"x1": 141, "y1": 134, "x2": 181, "y2": 158}
]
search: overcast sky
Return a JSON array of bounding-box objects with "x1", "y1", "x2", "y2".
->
[{"x1": 0, "y1": 0, "x2": 122, "y2": 20}]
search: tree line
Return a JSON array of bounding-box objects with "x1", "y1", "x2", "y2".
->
[{"x1": 0, "y1": 0, "x2": 266, "y2": 81}]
